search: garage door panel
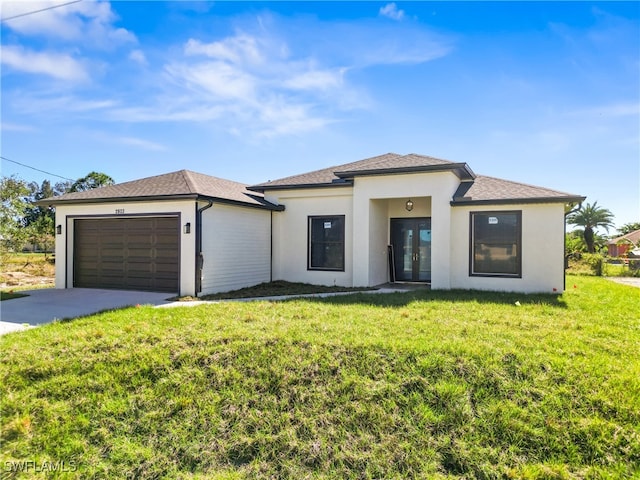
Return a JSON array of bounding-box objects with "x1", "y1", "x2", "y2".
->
[
  {"x1": 74, "y1": 217, "x2": 180, "y2": 293},
  {"x1": 154, "y1": 250, "x2": 179, "y2": 261}
]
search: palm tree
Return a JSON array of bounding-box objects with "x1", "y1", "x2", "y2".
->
[{"x1": 567, "y1": 201, "x2": 615, "y2": 253}]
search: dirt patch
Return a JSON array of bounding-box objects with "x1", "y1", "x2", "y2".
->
[{"x1": 1, "y1": 271, "x2": 55, "y2": 289}]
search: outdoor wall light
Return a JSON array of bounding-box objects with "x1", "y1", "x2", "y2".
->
[
  {"x1": 405, "y1": 199, "x2": 414, "y2": 212},
  {"x1": 56, "y1": 225, "x2": 62, "y2": 235},
  {"x1": 184, "y1": 222, "x2": 191, "y2": 234}
]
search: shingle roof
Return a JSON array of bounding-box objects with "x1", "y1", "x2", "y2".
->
[
  {"x1": 39, "y1": 170, "x2": 281, "y2": 210},
  {"x1": 39, "y1": 154, "x2": 584, "y2": 208},
  {"x1": 249, "y1": 152, "x2": 583, "y2": 205},
  {"x1": 607, "y1": 229, "x2": 640, "y2": 246},
  {"x1": 249, "y1": 152, "x2": 474, "y2": 190},
  {"x1": 451, "y1": 175, "x2": 585, "y2": 205}
]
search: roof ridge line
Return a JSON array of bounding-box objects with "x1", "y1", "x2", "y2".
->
[{"x1": 181, "y1": 170, "x2": 198, "y2": 194}]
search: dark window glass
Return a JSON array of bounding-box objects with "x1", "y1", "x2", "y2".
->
[
  {"x1": 308, "y1": 216, "x2": 345, "y2": 271},
  {"x1": 471, "y1": 211, "x2": 521, "y2": 277}
]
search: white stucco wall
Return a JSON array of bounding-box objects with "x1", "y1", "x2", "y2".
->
[
  {"x1": 54, "y1": 200, "x2": 197, "y2": 295},
  {"x1": 449, "y1": 203, "x2": 567, "y2": 293},
  {"x1": 268, "y1": 187, "x2": 353, "y2": 286},
  {"x1": 352, "y1": 172, "x2": 460, "y2": 288},
  {"x1": 199, "y1": 203, "x2": 272, "y2": 295}
]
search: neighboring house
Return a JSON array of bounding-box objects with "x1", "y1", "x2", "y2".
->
[
  {"x1": 607, "y1": 230, "x2": 640, "y2": 258},
  {"x1": 40, "y1": 153, "x2": 585, "y2": 295}
]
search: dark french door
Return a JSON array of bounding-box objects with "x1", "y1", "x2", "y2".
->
[{"x1": 390, "y1": 218, "x2": 431, "y2": 282}]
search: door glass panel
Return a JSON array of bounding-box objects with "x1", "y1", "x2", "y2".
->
[
  {"x1": 403, "y1": 229, "x2": 413, "y2": 276},
  {"x1": 390, "y1": 218, "x2": 431, "y2": 282},
  {"x1": 418, "y1": 221, "x2": 431, "y2": 281}
]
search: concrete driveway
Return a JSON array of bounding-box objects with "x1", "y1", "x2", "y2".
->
[{"x1": 0, "y1": 288, "x2": 173, "y2": 334}]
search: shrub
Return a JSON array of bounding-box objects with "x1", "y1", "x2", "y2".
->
[{"x1": 582, "y1": 253, "x2": 605, "y2": 276}]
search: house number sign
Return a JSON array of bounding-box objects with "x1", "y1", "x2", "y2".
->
[{"x1": 115, "y1": 209, "x2": 125, "y2": 214}]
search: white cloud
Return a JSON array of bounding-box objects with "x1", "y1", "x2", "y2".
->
[
  {"x1": 569, "y1": 102, "x2": 640, "y2": 118},
  {"x1": 10, "y1": 94, "x2": 118, "y2": 115},
  {"x1": 165, "y1": 61, "x2": 257, "y2": 101},
  {"x1": 184, "y1": 35, "x2": 263, "y2": 65},
  {"x1": 284, "y1": 68, "x2": 345, "y2": 91},
  {"x1": 1, "y1": 45, "x2": 88, "y2": 81},
  {"x1": 2, "y1": 0, "x2": 136, "y2": 47},
  {"x1": 255, "y1": 100, "x2": 334, "y2": 138},
  {"x1": 116, "y1": 136, "x2": 167, "y2": 151},
  {"x1": 379, "y1": 3, "x2": 406, "y2": 21},
  {"x1": 129, "y1": 49, "x2": 148, "y2": 66},
  {"x1": 0, "y1": 122, "x2": 37, "y2": 133},
  {"x1": 2, "y1": 10, "x2": 453, "y2": 139}
]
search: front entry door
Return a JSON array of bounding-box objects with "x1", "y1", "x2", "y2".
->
[{"x1": 390, "y1": 218, "x2": 431, "y2": 282}]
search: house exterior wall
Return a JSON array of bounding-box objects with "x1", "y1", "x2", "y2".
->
[
  {"x1": 54, "y1": 200, "x2": 197, "y2": 295},
  {"x1": 352, "y1": 172, "x2": 460, "y2": 289},
  {"x1": 449, "y1": 202, "x2": 567, "y2": 293},
  {"x1": 267, "y1": 172, "x2": 459, "y2": 289},
  {"x1": 199, "y1": 203, "x2": 272, "y2": 295},
  {"x1": 267, "y1": 187, "x2": 354, "y2": 286}
]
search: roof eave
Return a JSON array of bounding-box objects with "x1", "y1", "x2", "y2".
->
[
  {"x1": 37, "y1": 193, "x2": 284, "y2": 211},
  {"x1": 198, "y1": 195, "x2": 284, "y2": 211},
  {"x1": 450, "y1": 195, "x2": 586, "y2": 207},
  {"x1": 247, "y1": 181, "x2": 354, "y2": 193},
  {"x1": 36, "y1": 193, "x2": 200, "y2": 206},
  {"x1": 334, "y1": 163, "x2": 476, "y2": 180}
]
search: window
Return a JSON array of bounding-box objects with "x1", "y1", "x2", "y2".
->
[
  {"x1": 308, "y1": 215, "x2": 345, "y2": 271},
  {"x1": 470, "y1": 211, "x2": 521, "y2": 277}
]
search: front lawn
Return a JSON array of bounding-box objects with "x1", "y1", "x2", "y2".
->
[
  {"x1": 196, "y1": 280, "x2": 377, "y2": 300},
  {"x1": 1, "y1": 275, "x2": 638, "y2": 478},
  {"x1": 0, "y1": 291, "x2": 28, "y2": 302}
]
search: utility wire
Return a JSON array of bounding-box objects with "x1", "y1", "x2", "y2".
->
[
  {"x1": 1, "y1": 156, "x2": 74, "y2": 181},
  {"x1": 0, "y1": 0, "x2": 83, "y2": 23}
]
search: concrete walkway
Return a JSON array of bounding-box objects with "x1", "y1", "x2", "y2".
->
[
  {"x1": 156, "y1": 286, "x2": 412, "y2": 309},
  {"x1": 0, "y1": 288, "x2": 172, "y2": 334},
  {"x1": 0, "y1": 285, "x2": 418, "y2": 336},
  {"x1": 607, "y1": 277, "x2": 640, "y2": 288},
  {"x1": 2, "y1": 279, "x2": 634, "y2": 336}
]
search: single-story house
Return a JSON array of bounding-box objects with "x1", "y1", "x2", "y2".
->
[
  {"x1": 41, "y1": 153, "x2": 585, "y2": 295},
  {"x1": 607, "y1": 229, "x2": 640, "y2": 258}
]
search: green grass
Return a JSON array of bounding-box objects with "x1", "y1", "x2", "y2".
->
[
  {"x1": 1, "y1": 275, "x2": 639, "y2": 479},
  {"x1": 191, "y1": 280, "x2": 377, "y2": 300},
  {"x1": 0, "y1": 291, "x2": 28, "y2": 302}
]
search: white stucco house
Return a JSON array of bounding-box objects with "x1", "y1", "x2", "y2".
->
[{"x1": 41, "y1": 153, "x2": 585, "y2": 296}]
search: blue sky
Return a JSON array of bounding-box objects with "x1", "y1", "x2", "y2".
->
[{"x1": 1, "y1": 1, "x2": 638, "y2": 228}]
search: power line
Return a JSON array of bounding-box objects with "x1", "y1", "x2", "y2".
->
[
  {"x1": 1, "y1": 156, "x2": 74, "y2": 181},
  {"x1": 0, "y1": 0, "x2": 83, "y2": 23}
]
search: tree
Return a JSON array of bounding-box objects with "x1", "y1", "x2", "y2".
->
[
  {"x1": 617, "y1": 222, "x2": 640, "y2": 236},
  {"x1": 567, "y1": 201, "x2": 615, "y2": 253},
  {"x1": 22, "y1": 180, "x2": 69, "y2": 255},
  {"x1": 69, "y1": 172, "x2": 114, "y2": 192},
  {"x1": 0, "y1": 176, "x2": 31, "y2": 254}
]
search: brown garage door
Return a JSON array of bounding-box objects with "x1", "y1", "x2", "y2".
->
[{"x1": 74, "y1": 217, "x2": 180, "y2": 293}]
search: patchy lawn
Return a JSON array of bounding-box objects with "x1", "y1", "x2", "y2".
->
[
  {"x1": 0, "y1": 252, "x2": 55, "y2": 289},
  {"x1": 1, "y1": 275, "x2": 638, "y2": 479},
  {"x1": 176, "y1": 280, "x2": 378, "y2": 301}
]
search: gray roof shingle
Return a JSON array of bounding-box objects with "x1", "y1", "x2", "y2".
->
[
  {"x1": 452, "y1": 175, "x2": 585, "y2": 205},
  {"x1": 249, "y1": 152, "x2": 583, "y2": 205},
  {"x1": 39, "y1": 154, "x2": 584, "y2": 208},
  {"x1": 39, "y1": 170, "x2": 281, "y2": 210},
  {"x1": 249, "y1": 152, "x2": 474, "y2": 190}
]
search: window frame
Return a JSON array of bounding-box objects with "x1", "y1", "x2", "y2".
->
[
  {"x1": 469, "y1": 210, "x2": 522, "y2": 278},
  {"x1": 307, "y1": 215, "x2": 346, "y2": 272}
]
